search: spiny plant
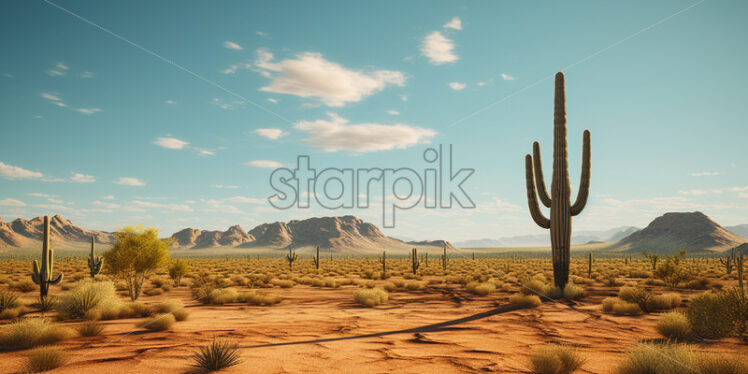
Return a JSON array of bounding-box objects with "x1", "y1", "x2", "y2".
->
[
  {"x1": 441, "y1": 245, "x2": 448, "y2": 271},
  {"x1": 379, "y1": 250, "x2": 387, "y2": 276},
  {"x1": 411, "y1": 248, "x2": 420, "y2": 275},
  {"x1": 524, "y1": 72, "x2": 591, "y2": 289},
  {"x1": 192, "y1": 338, "x2": 242, "y2": 371},
  {"x1": 286, "y1": 248, "x2": 298, "y2": 271},
  {"x1": 588, "y1": 252, "x2": 593, "y2": 278},
  {"x1": 721, "y1": 247, "x2": 737, "y2": 274},
  {"x1": 643, "y1": 251, "x2": 660, "y2": 270},
  {"x1": 312, "y1": 245, "x2": 320, "y2": 270},
  {"x1": 87, "y1": 236, "x2": 104, "y2": 279},
  {"x1": 31, "y1": 216, "x2": 64, "y2": 298}
]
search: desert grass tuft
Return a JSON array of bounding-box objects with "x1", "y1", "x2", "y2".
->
[
  {"x1": 138, "y1": 313, "x2": 176, "y2": 332},
  {"x1": 529, "y1": 344, "x2": 585, "y2": 374},
  {"x1": 192, "y1": 338, "x2": 241, "y2": 372},
  {"x1": 0, "y1": 318, "x2": 73, "y2": 350},
  {"x1": 353, "y1": 288, "x2": 389, "y2": 307},
  {"x1": 656, "y1": 312, "x2": 691, "y2": 341},
  {"x1": 509, "y1": 293, "x2": 542, "y2": 308},
  {"x1": 77, "y1": 320, "x2": 105, "y2": 337},
  {"x1": 25, "y1": 345, "x2": 66, "y2": 373}
]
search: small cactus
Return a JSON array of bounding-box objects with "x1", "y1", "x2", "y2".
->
[
  {"x1": 411, "y1": 248, "x2": 420, "y2": 275},
  {"x1": 720, "y1": 248, "x2": 736, "y2": 274},
  {"x1": 312, "y1": 246, "x2": 320, "y2": 270},
  {"x1": 588, "y1": 252, "x2": 593, "y2": 278},
  {"x1": 286, "y1": 248, "x2": 298, "y2": 271},
  {"x1": 31, "y1": 216, "x2": 63, "y2": 298},
  {"x1": 87, "y1": 236, "x2": 104, "y2": 279},
  {"x1": 379, "y1": 250, "x2": 387, "y2": 276},
  {"x1": 441, "y1": 245, "x2": 448, "y2": 271}
]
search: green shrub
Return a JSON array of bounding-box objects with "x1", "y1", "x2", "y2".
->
[
  {"x1": 25, "y1": 345, "x2": 66, "y2": 373},
  {"x1": 354, "y1": 288, "x2": 389, "y2": 307},
  {"x1": 509, "y1": 293, "x2": 542, "y2": 308},
  {"x1": 686, "y1": 292, "x2": 733, "y2": 339},
  {"x1": 192, "y1": 338, "x2": 241, "y2": 371},
  {"x1": 32, "y1": 295, "x2": 58, "y2": 313},
  {"x1": 139, "y1": 313, "x2": 176, "y2": 331},
  {"x1": 529, "y1": 344, "x2": 585, "y2": 374},
  {"x1": 720, "y1": 288, "x2": 748, "y2": 338},
  {"x1": 0, "y1": 318, "x2": 73, "y2": 350},
  {"x1": 56, "y1": 281, "x2": 118, "y2": 319},
  {"x1": 656, "y1": 312, "x2": 691, "y2": 341}
]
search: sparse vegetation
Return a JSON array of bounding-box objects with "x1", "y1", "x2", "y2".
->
[
  {"x1": 529, "y1": 344, "x2": 585, "y2": 374},
  {"x1": 25, "y1": 345, "x2": 67, "y2": 373},
  {"x1": 0, "y1": 318, "x2": 73, "y2": 350},
  {"x1": 103, "y1": 226, "x2": 171, "y2": 301},
  {"x1": 354, "y1": 288, "x2": 389, "y2": 307},
  {"x1": 192, "y1": 338, "x2": 242, "y2": 372}
]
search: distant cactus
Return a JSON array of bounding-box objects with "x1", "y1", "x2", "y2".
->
[
  {"x1": 737, "y1": 248, "x2": 744, "y2": 294},
  {"x1": 87, "y1": 236, "x2": 103, "y2": 279},
  {"x1": 31, "y1": 216, "x2": 63, "y2": 298},
  {"x1": 441, "y1": 245, "x2": 448, "y2": 271},
  {"x1": 720, "y1": 248, "x2": 736, "y2": 274},
  {"x1": 411, "y1": 248, "x2": 420, "y2": 275},
  {"x1": 524, "y1": 72, "x2": 591, "y2": 289},
  {"x1": 588, "y1": 252, "x2": 593, "y2": 278},
  {"x1": 286, "y1": 248, "x2": 298, "y2": 271},
  {"x1": 643, "y1": 251, "x2": 660, "y2": 270},
  {"x1": 379, "y1": 250, "x2": 387, "y2": 276},
  {"x1": 312, "y1": 246, "x2": 320, "y2": 270}
]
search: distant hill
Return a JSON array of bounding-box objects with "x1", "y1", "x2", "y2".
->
[
  {"x1": 726, "y1": 224, "x2": 748, "y2": 239},
  {"x1": 612, "y1": 212, "x2": 746, "y2": 254},
  {"x1": 455, "y1": 226, "x2": 639, "y2": 248},
  {"x1": 0, "y1": 214, "x2": 450, "y2": 254},
  {"x1": 0, "y1": 215, "x2": 113, "y2": 249}
]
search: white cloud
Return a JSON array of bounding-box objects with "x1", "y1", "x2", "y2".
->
[
  {"x1": 221, "y1": 62, "x2": 251, "y2": 74},
  {"x1": 267, "y1": 98, "x2": 278, "y2": 103},
  {"x1": 80, "y1": 71, "x2": 95, "y2": 78},
  {"x1": 70, "y1": 173, "x2": 95, "y2": 183},
  {"x1": 211, "y1": 97, "x2": 243, "y2": 110},
  {"x1": 740, "y1": 192, "x2": 748, "y2": 199},
  {"x1": 444, "y1": 17, "x2": 462, "y2": 30},
  {"x1": 41, "y1": 92, "x2": 63, "y2": 102},
  {"x1": 449, "y1": 82, "x2": 467, "y2": 91},
  {"x1": 0, "y1": 162, "x2": 43, "y2": 180},
  {"x1": 196, "y1": 149, "x2": 215, "y2": 156},
  {"x1": 45, "y1": 62, "x2": 68, "y2": 77},
  {"x1": 477, "y1": 81, "x2": 487, "y2": 86},
  {"x1": 132, "y1": 200, "x2": 193, "y2": 212},
  {"x1": 3, "y1": 73, "x2": 13, "y2": 78},
  {"x1": 165, "y1": 100, "x2": 175, "y2": 104},
  {"x1": 421, "y1": 31, "x2": 458, "y2": 65},
  {"x1": 225, "y1": 196, "x2": 265, "y2": 204},
  {"x1": 0, "y1": 198, "x2": 26, "y2": 207},
  {"x1": 28, "y1": 193, "x2": 52, "y2": 198},
  {"x1": 115, "y1": 177, "x2": 145, "y2": 186},
  {"x1": 256, "y1": 31, "x2": 269, "y2": 38},
  {"x1": 213, "y1": 184, "x2": 240, "y2": 189},
  {"x1": 76, "y1": 108, "x2": 101, "y2": 115},
  {"x1": 387, "y1": 110, "x2": 399, "y2": 115},
  {"x1": 294, "y1": 112, "x2": 436, "y2": 153},
  {"x1": 501, "y1": 73, "x2": 515, "y2": 81},
  {"x1": 92, "y1": 200, "x2": 120, "y2": 209},
  {"x1": 223, "y1": 41, "x2": 243, "y2": 50},
  {"x1": 154, "y1": 137, "x2": 189, "y2": 150},
  {"x1": 245, "y1": 160, "x2": 284, "y2": 168},
  {"x1": 102, "y1": 195, "x2": 115, "y2": 200},
  {"x1": 254, "y1": 50, "x2": 405, "y2": 107},
  {"x1": 690, "y1": 171, "x2": 721, "y2": 177},
  {"x1": 678, "y1": 185, "x2": 748, "y2": 196},
  {"x1": 254, "y1": 128, "x2": 288, "y2": 140}
]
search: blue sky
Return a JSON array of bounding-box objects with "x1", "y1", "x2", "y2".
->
[{"x1": 1, "y1": 0, "x2": 747, "y2": 242}]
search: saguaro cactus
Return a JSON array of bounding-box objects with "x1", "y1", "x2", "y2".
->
[
  {"x1": 720, "y1": 248, "x2": 736, "y2": 274},
  {"x1": 588, "y1": 252, "x2": 593, "y2": 278},
  {"x1": 411, "y1": 248, "x2": 420, "y2": 274},
  {"x1": 312, "y1": 246, "x2": 320, "y2": 270},
  {"x1": 380, "y1": 250, "x2": 387, "y2": 276},
  {"x1": 525, "y1": 72, "x2": 591, "y2": 289},
  {"x1": 441, "y1": 245, "x2": 448, "y2": 271},
  {"x1": 87, "y1": 236, "x2": 104, "y2": 278},
  {"x1": 286, "y1": 248, "x2": 298, "y2": 271},
  {"x1": 31, "y1": 216, "x2": 63, "y2": 297}
]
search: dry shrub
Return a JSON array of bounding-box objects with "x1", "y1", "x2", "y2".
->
[
  {"x1": 0, "y1": 318, "x2": 73, "y2": 350},
  {"x1": 466, "y1": 281, "x2": 495, "y2": 296},
  {"x1": 353, "y1": 288, "x2": 389, "y2": 307},
  {"x1": 615, "y1": 343, "x2": 748, "y2": 374},
  {"x1": 56, "y1": 281, "x2": 118, "y2": 320},
  {"x1": 25, "y1": 345, "x2": 66, "y2": 373},
  {"x1": 510, "y1": 293, "x2": 542, "y2": 308},
  {"x1": 207, "y1": 288, "x2": 239, "y2": 305},
  {"x1": 529, "y1": 344, "x2": 585, "y2": 374},
  {"x1": 77, "y1": 320, "x2": 105, "y2": 337},
  {"x1": 192, "y1": 338, "x2": 241, "y2": 371},
  {"x1": 172, "y1": 309, "x2": 190, "y2": 321},
  {"x1": 153, "y1": 299, "x2": 183, "y2": 314},
  {"x1": 239, "y1": 291, "x2": 282, "y2": 306},
  {"x1": 686, "y1": 292, "x2": 733, "y2": 339},
  {"x1": 139, "y1": 313, "x2": 176, "y2": 331},
  {"x1": 656, "y1": 312, "x2": 691, "y2": 341}
]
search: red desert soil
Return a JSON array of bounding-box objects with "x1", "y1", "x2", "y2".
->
[{"x1": 1, "y1": 286, "x2": 745, "y2": 373}]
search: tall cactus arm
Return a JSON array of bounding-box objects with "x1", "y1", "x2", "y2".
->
[
  {"x1": 570, "y1": 130, "x2": 591, "y2": 216},
  {"x1": 31, "y1": 260, "x2": 42, "y2": 284},
  {"x1": 525, "y1": 155, "x2": 551, "y2": 229},
  {"x1": 50, "y1": 273, "x2": 63, "y2": 284},
  {"x1": 532, "y1": 142, "x2": 552, "y2": 208}
]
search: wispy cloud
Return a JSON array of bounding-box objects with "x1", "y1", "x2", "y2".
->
[
  {"x1": 221, "y1": 61, "x2": 251, "y2": 74},
  {"x1": 225, "y1": 196, "x2": 265, "y2": 204},
  {"x1": 444, "y1": 17, "x2": 462, "y2": 30},
  {"x1": 0, "y1": 198, "x2": 26, "y2": 207},
  {"x1": 132, "y1": 200, "x2": 192, "y2": 212},
  {"x1": 115, "y1": 177, "x2": 145, "y2": 186},
  {"x1": 690, "y1": 171, "x2": 721, "y2": 177},
  {"x1": 0, "y1": 162, "x2": 43, "y2": 180},
  {"x1": 154, "y1": 137, "x2": 189, "y2": 149},
  {"x1": 387, "y1": 110, "x2": 399, "y2": 115},
  {"x1": 448, "y1": 82, "x2": 467, "y2": 91},
  {"x1": 223, "y1": 41, "x2": 243, "y2": 50},
  {"x1": 421, "y1": 31, "x2": 458, "y2": 65},
  {"x1": 254, "y1": 50, "x2": 405, "y2": 107},
  {"x1": 41, "y1": 92, "x2": 101, "y2": 115},
  {"x1": 76, "y1": 108, "x2": 101, "y2": 115},
  {"x1": 678, "y1": 185, "x2": 748, "y2": 195},
  {"x1": 245, "y1": 160, "x2": 284, "y2": 168},
  {"x1": 80, "y1": 71, "x2": 96, "y2": 78},
  {"x1": 70, "y1": 173, "x2": 95, "y2": 183},
  {"x1": 254, "y1": 128, "x2": 288, "y2": 140},
  {"x1": 294, "y1": 112, "x2": 436, "y2": 153},
  {"x1": 45, "y1": 62, "x2": 69, "y2": 76},
  {"x1": 212, "y1": 184, "x2": 240, "y2": 189},
  {"x1": 501, "y1": 73, "x2": 515, "y2": 81}
]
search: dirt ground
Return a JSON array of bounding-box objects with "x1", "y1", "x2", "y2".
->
[{"x1": 1, "y1": 285, "x2": 746, "y2": 374}]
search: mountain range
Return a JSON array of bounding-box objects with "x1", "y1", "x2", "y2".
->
[{"x1": 454, "y1": 226, "x2": 640, "y2": 248}]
